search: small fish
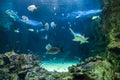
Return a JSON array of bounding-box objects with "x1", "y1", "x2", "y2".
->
[
  {"x1": 76, "y1": 14, "x2": 81, "y2": 18},
  {"x1": 27, "y1": 5, "x2": 37, "y2": 12},
  {"x1": 22, "y1": 15, "x2": 29, "y2": 23},
  {"x1": 53, "y1": 7, "x2": 56, "y2": 10},
  {"x1": 45, "y1": 44, "x2": 61, "y2": 55},
  {"x1": 92, "y1": 16, "x2": 100, "y2": 20},
  {"x1": 44, "y1": 23, "x2": 49, "y2": 31},
  {"x1": 50, "y1": 21, "x2": 56, "y2": 29},
  {"x1": 14, "y1": 29, "x2": 20, "y2": 33},
  {"x1": 61, "y1": 13, "x2": 64, "y2": 16},
  {"x1": 5, "y1": 9, "x2": 19, "y2": 21},
  {"x1": 28, "y1": 28, "x2": 34, "y2": 32}
]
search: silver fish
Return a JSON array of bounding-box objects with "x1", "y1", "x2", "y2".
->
[{"x1": 45, "y1": 44, "x2": 60, "y2": 54}]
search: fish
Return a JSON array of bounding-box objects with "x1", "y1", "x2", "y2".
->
[
  {"x1": 19, "y1": 19, "x2": 43, "y2": 27},
  {"x1": 69, "y1": 28, "x2": 89, "y2": 44},
  {"x1": 45, "y1": 44, "x2": 61, "y2": 54},
  {"x1": 27, "y1": 5, "x2": 37, "y2": 12},
  {"x1": 44, "y1": 23, "x2": 49, "y2": 31},
  {"x1": 6, "y1": 9, "x2": 43, "y2": 27},
  {"x1": 14, "y1": 29, "x2": 20, "y2": 33},
  {"x1": 50, "y1": 21, "x2": 56, "y2": 29},
  {"x1": 66, "y1": 9, "x2": 102, "y2": 19},
  {"x1": 53, "y1": 7, "x2": 56, "y2": 10},
  {"x1": 76, "y1": 14, "x2": 81, "y2": 18},
  {"x1": 92, "y1": 16, "x2": 100, "y2": 20},
  {"x1": 22, "y1": 15, "x2": 29, "y2": 23},
  {"x1": 5, "y1": 9, "x2": 19, "y2": 21},
  {"x1": 61, "y1": 13, "x2": 65, "y2": 16},
  {"x1": 28, "y1": 28, "x2": 34, "y2": 32}
]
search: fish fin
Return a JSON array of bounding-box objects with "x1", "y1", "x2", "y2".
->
[
  {"x1": 72, "y1": 39, "x2": 76, "y2": 41},
  {"x1": 60, "y1": 47, "x2": 64, "y2": 53},
  {"x1": 45, "y1": 43, "x2": 52, "y2": 50}
]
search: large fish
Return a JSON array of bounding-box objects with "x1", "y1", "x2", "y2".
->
[
  {"x1": 66, "y1": 9, "x2": 102, "y2": 19},
  {"x1": 45, "y1": 44, "x2": 61, "y2": 54},
  {"x1": 5, "y1": 9, "x2": 43, "y2": 27},
  {"x1": 19, "y1": 19, "x2": 43, "y2": 26},
  {"x1": 69, "y1": 28, "x2": 89, "y2": 44}
]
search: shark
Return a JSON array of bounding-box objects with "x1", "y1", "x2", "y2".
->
[
  {"x1": 69, "y1": 28, "x2": 89, "y2": 44},
  {"x1": 66, "y1": 9, "x2": 102, "y2": 19}
]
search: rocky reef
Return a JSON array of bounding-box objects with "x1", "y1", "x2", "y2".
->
[
  {"x1": 68, "y1": 56, "x2": 116, "y2": 80},
  {"x1": 0, "y1": 51, "x2": 119, "y2": 80},
  {"x1": 0, "y1": 51, "x2": 51, "y2": 80},
  {"x1": 0, "y1": 51, "x2": 73, "y2": 80},
  {"x1": 102, "y1": 0, "x2": 120, "y2": 79}
]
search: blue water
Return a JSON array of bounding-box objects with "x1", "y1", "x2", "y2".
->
[{"x1": 0, "y1": 0, "x2": 103, "y2": 61}]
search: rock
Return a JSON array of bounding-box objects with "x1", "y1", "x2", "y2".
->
[
  {"x1": 25, "y1": 71, "x2": 39, "y2": 80},
  {"x1": 108, "y1": 41, "x2": 120, "y2": 54},
  {"x1": 0, "y1": 58, "x2": 4, "y2": 66},
  {"x1": 11, "y1": 73, "x2": 19, "y2": 80},
  {"x1": 115, "y1": 72, "x2": 120, "y2": 80},
  {"x1": 0, "y1": 51, "x2": 45, "y2": 80},
  {"x1": 68, "y1": 56, "x2": 115, "y2": 80}
]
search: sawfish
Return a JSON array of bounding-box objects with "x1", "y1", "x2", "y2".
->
[{"x1": 69, "y1": 28, "x2": 89, "y2": 44}]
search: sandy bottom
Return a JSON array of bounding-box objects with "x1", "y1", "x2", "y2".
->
[{"x1": 41, "y1": 60, "x2": 78, "y2": 72}]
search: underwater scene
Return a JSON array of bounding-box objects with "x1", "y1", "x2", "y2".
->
[{"x1": 0, "y1": 0, "x2": 120, "y2": 80}]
